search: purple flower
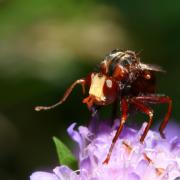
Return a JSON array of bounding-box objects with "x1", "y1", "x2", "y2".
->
[{"x1": 30, "y1": 120, "x2": 180, "y2": 180}]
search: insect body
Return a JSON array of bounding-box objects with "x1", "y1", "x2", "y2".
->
[{"x1": 35, "y1": 50, "x2": 172, "y2": 164}]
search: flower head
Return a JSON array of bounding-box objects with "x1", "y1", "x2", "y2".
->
[{"x1": 30, "y1": 120, "x2": 180, "y2": 180}]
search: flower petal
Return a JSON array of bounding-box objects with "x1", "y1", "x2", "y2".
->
[{"x1": 30, "y1": 172, "x2": 59, "y2": 180}]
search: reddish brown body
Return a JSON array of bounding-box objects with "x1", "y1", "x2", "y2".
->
[{"x1": 35, "y1": 50, "x2": 172, "y2": 164}]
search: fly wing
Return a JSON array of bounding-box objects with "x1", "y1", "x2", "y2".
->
[{"x1": 139, "y1": 63, "x2": 166, "y2": 73}]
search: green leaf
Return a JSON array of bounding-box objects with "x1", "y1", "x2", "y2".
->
[{"x1": 53, "y1": 136, "x2": 78, "y2": 170}]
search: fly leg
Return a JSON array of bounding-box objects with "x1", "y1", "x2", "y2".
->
[
  {"x1": 103, "y1": 98, "x2": 128, "y2": 164},
  {"x1": 35, "y1": 79, "x2": 86, "y2": 111},
  {"x1": 130, "y1": 98, "x2": 153, "y2": 143},
  {"x1": 134, "y1": 95, "x2": 172, "y2": 138}
]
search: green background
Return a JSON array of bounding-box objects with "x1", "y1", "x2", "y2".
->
[{"x1": 0, "y1": 0, "x2": 180, "y2": 179}]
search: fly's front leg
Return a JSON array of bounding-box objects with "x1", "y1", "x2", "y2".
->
[
  {"x1": 103, "y1": 98, "x2": 128, "y2": 164},
  {"x1": 35, "y1": 79, "x2": 86, "y2": 111}
]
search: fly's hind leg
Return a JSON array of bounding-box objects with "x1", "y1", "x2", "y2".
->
[
  {"x1": 130, "y1": 98, "x2": 154, "y2": 143},
  {"x1": 133, "y1": 96, "x2": 172, "y2": 138}
]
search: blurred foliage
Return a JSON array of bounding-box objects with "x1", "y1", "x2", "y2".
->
[{"x1": 0, "y1": 0, "x2": 180, "y2": 179}]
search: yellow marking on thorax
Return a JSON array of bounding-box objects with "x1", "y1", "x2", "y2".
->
[{"x1": 89, "y1": 74, "x2": 106, "y2": 101}]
